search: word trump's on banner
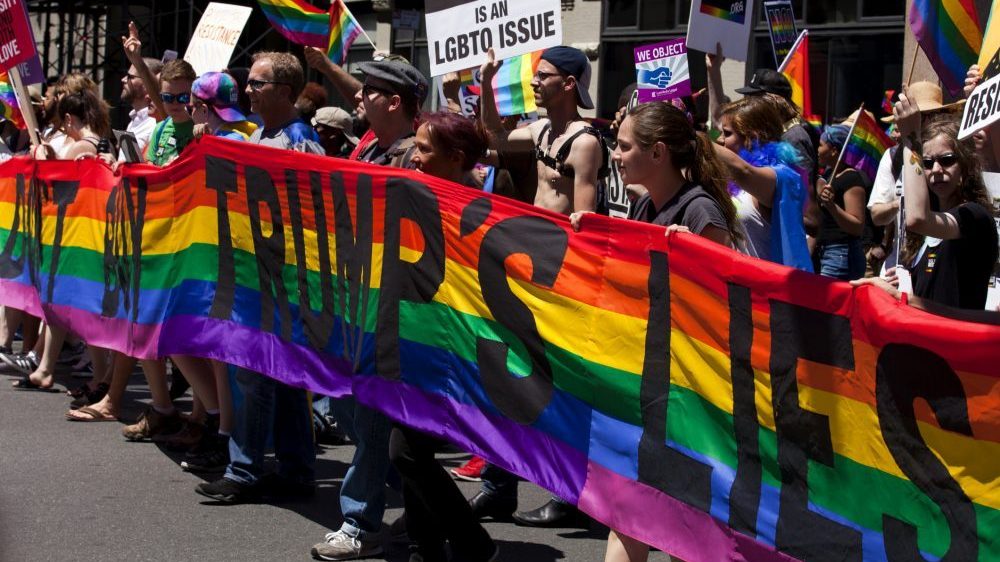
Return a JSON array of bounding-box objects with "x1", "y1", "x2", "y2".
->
[
  {"x1": 2, "y1": 137, "x2": 1000, "y2": 561},
  {"x1": 424, "y1": 0, "x2": 561, "y2": 76}
]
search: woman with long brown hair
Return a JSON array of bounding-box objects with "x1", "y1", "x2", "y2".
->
[{"x1": 894, "y1": 93, "x2": 997, "y2": 309}]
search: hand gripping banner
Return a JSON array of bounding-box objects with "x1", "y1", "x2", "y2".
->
[{"x1": 1, "y1": 136, "x2": 999, "y2": 561}]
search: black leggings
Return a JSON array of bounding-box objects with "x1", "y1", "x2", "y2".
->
[{"x1": 388, "y1": 425, "x2": 495, "y2": 561}]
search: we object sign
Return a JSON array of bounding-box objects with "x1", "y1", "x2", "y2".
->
[
  {"x1": 183, "y1": 2, "x2": 252, "y2": 76},
  {"x1": 634, "y1": 39, "x2": 690, "y2": 103},
  {"x1": 958, "y1": 72, "x2": 1000, "y2": 140},
  {"x1": 424, "y1": 0, "x2": 561, "y2": 76}
]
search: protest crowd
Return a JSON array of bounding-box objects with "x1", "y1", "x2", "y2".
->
[{"x1": 1, "y1": 1, "x2": 999, "y2": 561}]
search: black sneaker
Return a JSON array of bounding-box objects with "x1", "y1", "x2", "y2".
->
[
  {"x1": 195, "y1": 478, "x2": 258, "y2": 503},
  {"x1": 181, "y1": 433, "x2": 230, "y2": 472}
]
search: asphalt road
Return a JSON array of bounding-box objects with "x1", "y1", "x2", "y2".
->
[{"x1": 0, "y1": 362, "x2": 671, "y2": 562}]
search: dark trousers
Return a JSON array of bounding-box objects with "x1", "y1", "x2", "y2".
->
[{"x1": 389, "y1": 425, "x2": 495, "y2": 561}]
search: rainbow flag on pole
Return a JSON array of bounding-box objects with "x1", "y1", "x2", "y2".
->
[
  {"x1": 0, "y1": 72, "x2": 24, "y2": 129},
  {"x1": 910, "y1": 0, "x2": 983, "y2": 95},
  {"x1": 779, "y1": 30, "x2": 820, "y2": 124},
  {"x1": 492, "y1": 51, "x2": 542, "y2": 116},
  {"x1": 327, "y1": 0, "x2": 363, "y2": 66},
  {"x1": 841, "y1": 109, "x2": 895, "y2": 180},
  {"x1": 257, "y1": 0, "x2": 329, "y2": 48}
]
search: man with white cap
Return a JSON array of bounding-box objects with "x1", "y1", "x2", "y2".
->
[
  {"x1": 312, "y1": 106, "x2": 359, "y2": 157},
  {"x1": 479, "y1": 45, "x2": 604, "y2": 215}
]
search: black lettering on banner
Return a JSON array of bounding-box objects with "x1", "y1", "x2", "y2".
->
[
  {"x1": 332, "y1": 172, "x2": 373, "y2": 368},
  {"x1": 476, "y1": 216, "x2": 565, "y2": 425},
  {"x1": 100, "y1": 176, "x2": 148, "y2": 321},
  {"x1": 286, "y1": 170, "x2": 335, "y2": 350},
  {"x1": 636, "y1": 250, "x2": 713, "y2": 510},
  {"x1": 0, "y1": 173, "x2": 27, "y2": 278},
  {"x1": 769, "y1": 300, "x2": 862, "y2": 561},
  {"x1": 727, "y1": 283, "x2": 762, "y2": 535},
  {"x1": 206, "y1": 155, "x2": 238, "y2": 320},
  {"x1": 245, "y1": 165, "x2": 292, "y2": 341},
  {"x1": 45, "y1": 180, "x2": 80, "y2": 304},
  {"x1": 460, "y1": 197, "x2": 491, "y2": 237},
  {"x1": 376, "y1": 177, "x2": 444, "y2": 380},
  {"x1": 876, "y1": 344, "x2": 977, "y2": 561}
]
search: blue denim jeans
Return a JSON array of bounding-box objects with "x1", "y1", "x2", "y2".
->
[
  {"x1": 818, "y1": 240, "x2": 866, "y2": 281},
  {"x1": 224, "y1": 368, "x2": 315, "y2": 486},
  {"x1": 328, "y1": 395, "x2": 394, "y2": 539}
]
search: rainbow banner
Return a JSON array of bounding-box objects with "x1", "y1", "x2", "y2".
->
[
  {"x1": 0, "y1": 71, "x2": 25, "y2": 129},
  {"x1": 910, "y1": 0, "x2": 983, "y2": 96},
  {"x1": 256, "y1": 0, "x2": 329, "y2": 48},
  {"x1": 326, "y1": 0, "x2": 363, "y2": 66},
  {"x1": 492, "y1": 51, "x2": 541, "y2": 116},
  {"x1": 842, "y1": 109, "x2": 895, "y2": 181},
  {"x1": 2, "y1": 136, "x2": 999, "y2": 561}
]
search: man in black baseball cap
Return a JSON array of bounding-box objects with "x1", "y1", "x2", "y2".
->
[
  {"x1": 538, "y1": 45, "x2": 594, "y2": 110},
  {"x1": 736, "y1": 68, "x2": 793, "y2": 101}
]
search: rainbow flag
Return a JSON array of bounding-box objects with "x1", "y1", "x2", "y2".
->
[
  {"x1": 257, "y1": 0, "x2": 329, "y2": 48},
  {"x1": 3, "y1": 137, "x2": 1000, "y2": 561},
  {"x1": 841, "y1": 109, "x2": 895, "y2": 180},
  {"x1": 0, "y1": 72, "x2": 24, "y2": 129},
  {"x1": 910, "y1": 0, "x2": 983, "y2": 96},
  {"x1": 492, "y1": 51, "x2": 541, "y2": 116},
  {"x1": 781, "y1": 30, "x2": 815, "y2": 119},
  {"x1": 326, "y1": 0, "x2": 362, "y2": 66}
]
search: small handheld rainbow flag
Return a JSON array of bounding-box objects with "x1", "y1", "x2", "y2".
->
[
  {"x1": 779, "y1": 30, "x2": 820, "y2": 123},
  {"x1": 327, "y1": 0, "x2": 363, "y2": 66},
  {"x1": 836, "y1": 108, "x2": 895, "y2": 181},
  {"x1": 492, "y1": 51, "x2": 541, "y2": 117},
  {"x1": 0, "y1": 72, "x2": 25, "y2": 129},
  {"x1": 910, "y1": 0, "x2": 983, "y2": 96},
  {"x1": 257, "y1": 0, "x2": 329, "y2": 48}
]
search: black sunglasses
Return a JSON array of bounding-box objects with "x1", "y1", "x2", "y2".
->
[
  {"x1": 247, "y1": 79, "x2": 289, "y2": 91},
  {"x1": 921, "y1": 153, "x2": 958, "y2": 169},
  {"x1": 159, "y1": 92, "x2": 191, "y2": 104}
]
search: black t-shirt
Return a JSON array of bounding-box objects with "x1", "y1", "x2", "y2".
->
[
  {"x1": 782, "y1": 122, "x2": 817, "y2": 187},
  {"x1": 911, "y1": 202, "x2": 998, "y2": 309},
  {"x1": 818, "y1": 169, "x2": 865, "y2": 244},
  {"x1": 627, "y1": 183, "x2": 730, "y2": 235}
]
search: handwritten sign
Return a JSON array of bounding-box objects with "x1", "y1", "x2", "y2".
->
[{"x1": 183, "y1": 2, "x2": 253, "y2": 76}]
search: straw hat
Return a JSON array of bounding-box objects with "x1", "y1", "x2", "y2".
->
[{"x1": 879, "y1": 81, "x2": 964, "y2": 123}]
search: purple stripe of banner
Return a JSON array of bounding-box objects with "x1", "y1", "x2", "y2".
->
[
  {"x1": 158, "y1": 315, "x2": 354, "y2": 398},
  {"x1": 578, "y1": 462, "x2": 798, "y2": 562},
  {"x1": 353, "y1": 375, "x2": 589, "y2": 504}
]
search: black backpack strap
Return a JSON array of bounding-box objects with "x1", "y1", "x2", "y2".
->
[{"x1": 541, "y1": 126, "x2": 609, "y2": 178}]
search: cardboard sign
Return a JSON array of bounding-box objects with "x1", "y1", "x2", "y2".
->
[
  {"x1": 685, "y1": 0, "x2": 753, "y2": 62},
  {"x1": 958, "y1": 72, "x2": 1000, "y2": 140},
  {"x1": 424, "y1": 0, "x2": 561, "y2": 77},
  {"x1": 763, "y1": 0, "x2": 797, "y2": 68},
  {"x1": 183, "y1": 2, "x2": 253, "y2": 76},
  {"x1": 0, "y1": 0, "x2": 37, "y2": 72},
  {"x1": 634, "y1": 39, "x2": 690, "y2": 103}
]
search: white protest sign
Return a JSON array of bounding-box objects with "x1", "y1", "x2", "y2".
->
[
  {"x1": 958, "y1": 72, "x2": 1000, "y2": 140},
  {"x1": 424, "y1": 0, "x2": 561, "y2": 77},
  {"x1": 183, "y1": 3, "x2": 253, "y2": 76},
  {"x1": 685, "y1": 0, "x2": 753, "y2": 62}
]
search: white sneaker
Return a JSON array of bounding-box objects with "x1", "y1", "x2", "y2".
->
[{"x1": 310, "y1": 530, "x2": 383, "y2": 561}]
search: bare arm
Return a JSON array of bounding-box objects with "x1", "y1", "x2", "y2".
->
[
  {"x1": 566, "y1": 133, "x2": 601, "y2": 212},
  {"x1": 869, "y1": 200, "x2": 899, "y2": 226},
  {"x1": 63, "y1": 140, "x2": 98, "y2": 161},
  {"x1": 818, "y1": 177, "x2": 865, "y2": 237},
  {"x1": 852, "y1": 276, "x2": 1000, "y2": 325},
  {"x1": 304, "y1": 46, "x2": 363, "y2": 107},
  {"x1": 713, "y1": 141, "x2": 776, "y2": 205},
  {"x1": 705, "y1": 43, "x2": 729, "y2": 130},
  {"x1": 441, "y1": 71, "x2": 463, "y2": 114},
  {"x1": 123, "y1": 22, "x2": 165, "y2": 121},
  {"x1": 699, "y1": 225, "x2": 733, "y2": 248}
]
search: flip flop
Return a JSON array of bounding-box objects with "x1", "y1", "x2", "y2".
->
[
  {"x1": 11, "y1": 377, "x2": 59, "y2": 393},
  {"x1": 65, "y1": 406, "x2": 117, "y2": 422}
]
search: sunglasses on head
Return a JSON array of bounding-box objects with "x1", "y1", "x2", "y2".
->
[
  {"x1": 159, "y1": 92, "x2": 191, "y2": 104},
  {"x1": 921, "y1": 153, "x2": 958, "y2": 169}
]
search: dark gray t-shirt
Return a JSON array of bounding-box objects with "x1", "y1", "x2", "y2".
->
[
  {"x1": 782, "y1": 122, "x2": 816, "y2": 185},
  {"x1": 627, "y1": 183, "x2": 729, "y2": 235}
]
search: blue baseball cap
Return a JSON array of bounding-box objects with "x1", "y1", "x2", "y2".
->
[{"x1": 540, "y1": 46, "x2": 594, "y2": 110}]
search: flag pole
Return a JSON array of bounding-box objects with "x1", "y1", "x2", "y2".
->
[
  {"x1": 906, "y1": 44, "x2": 920, "y2": 86},
  {"x1": 337, "y1": 0, "x2": 376, "y2": 49},
  {"x1": 829, "y1": 102, "x2": 864, "y2": 180},
  {"x1": 777, "y1": 30, "x2": 808, "y2": 73}
]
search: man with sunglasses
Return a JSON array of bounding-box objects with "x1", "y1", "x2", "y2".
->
[
  {"x1": 144, "y1": 59, "x2": 197, "y2": 166},
  {"x1": 120, "y1": 56, "x2": 162, "y2": 154}
]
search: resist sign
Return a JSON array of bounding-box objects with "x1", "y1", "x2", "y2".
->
[
  {"x1": 425, "y1": 0, "x2": 561, "y2": 77},
  {"x1": 0, "y1": 0, "x2": 36, "y2": 71}
]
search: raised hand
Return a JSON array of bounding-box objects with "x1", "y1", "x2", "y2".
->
[
  {"x1": 122, "y1": 21, "x2": 142, "y2": 64},
  {"x1": 304, "y1": 46, "x2": 337, "y2": 76},
  {"x1": 480, "y1": 48, "x2": 500, "y2": 84},
  {"x1": 964, "y1": 64, "x2": 982, "y2": 99},
  {"x1": 893, "y1": 84, "x2": 922, "y2": 143}
]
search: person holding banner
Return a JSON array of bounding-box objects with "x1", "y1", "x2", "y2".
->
[
  {"x1": 813, "y1": 124, "x2": 868, "y2": 280},
  {"x1": 894, "y1": 91, "x2": 998, "y2": 309}
]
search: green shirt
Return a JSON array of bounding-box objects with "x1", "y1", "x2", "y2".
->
[{"x1": 144, "y1": 117, "x2": 195, "y2": 166}]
